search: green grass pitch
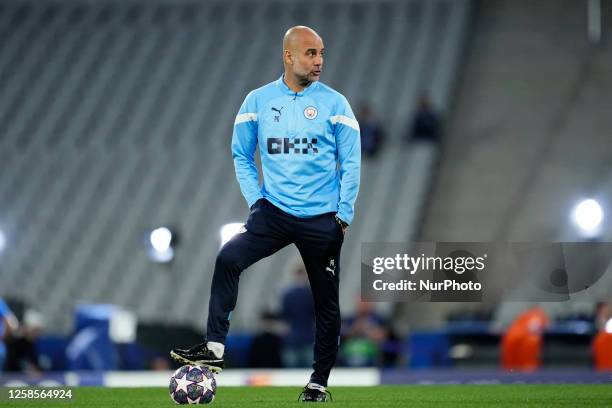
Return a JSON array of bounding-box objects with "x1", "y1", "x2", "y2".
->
[{"x1": 2, "y1": 385, "x2": 611, "y2": 407}]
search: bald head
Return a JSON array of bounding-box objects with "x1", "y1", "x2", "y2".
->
[
  {"x1": 282, "y1": 26, "x2": 324, "y2": 91},
  {"x1": 283, "y1": 26, "x2": 322, "y2": 52}
]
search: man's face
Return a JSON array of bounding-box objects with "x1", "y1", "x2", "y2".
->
[{"x1": 287, "y1": 34, "x2": 324, "y2": 86}]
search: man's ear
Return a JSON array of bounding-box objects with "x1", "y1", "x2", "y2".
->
[{"x1": 283, "y1": 50, "x2": 293, "y2": 65}]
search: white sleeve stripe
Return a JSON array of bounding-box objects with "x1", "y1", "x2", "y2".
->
[
  {"x1": 234, "y1": 113, "x2": 258, "y2": 125},
  {"x1": 330, "y1": 115, "x2": 360, "y2": 131}
]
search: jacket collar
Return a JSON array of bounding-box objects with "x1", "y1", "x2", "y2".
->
[{"x1": 276, "y1": 74, "x2": 318, "y2": 97}]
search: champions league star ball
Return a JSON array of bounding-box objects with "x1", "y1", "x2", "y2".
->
[{"x1": 169, "y1": 365, "x2": 217, "y2": 404}]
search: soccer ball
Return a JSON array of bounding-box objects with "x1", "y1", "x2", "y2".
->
[{"x1": 169, "y1": 365, "x2": 216, "y2": 404}]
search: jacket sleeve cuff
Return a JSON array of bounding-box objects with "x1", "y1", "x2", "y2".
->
[{"x1": 247, "y1": 195, "x2": 264, "y2": 210}]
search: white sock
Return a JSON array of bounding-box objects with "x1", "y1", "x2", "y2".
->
[
  {"x1": 307, "y1": 383, "x2": 326, "y2": 392},
  {"x1": 207, "y1": 341, "x2": 225, "y2": 358}
]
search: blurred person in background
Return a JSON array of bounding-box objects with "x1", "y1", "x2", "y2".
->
[
  {"x1": 170, "y1": 25, "x2": 360, "y2": 403},
  {"x1": 341, "y1": 301, "x2": 387, "y2": 367},
  {"x1": 592, "y1": 301, "x2": 612, "y2": 370},
  {"x1": 500, "y1": 305, "x2": 550, "y2": 371},
  {"x1": 357, "y1": 103, "x2": 384, "y2": 158},
  {"x1": 407, "y1": 93, "x2": 442, "y2": 143},
  {"x1": 150, "y1": 356, "x2": 171, "y2": 371},
  {"x1": 248, "y1": 311, "x2": 284, "y2": 368},
  {"x1": 0, "y1": 297, "x2": 19, "y2": 371},
  {"x1": 5, "y1": 309, "x2": 44, "y2": 374},
  {"x1": 281, "y1": 262, "x2": 315, "y2": 368},
  {"x1": 593, "y1": 301, "x2": 611, "y2": 331}
]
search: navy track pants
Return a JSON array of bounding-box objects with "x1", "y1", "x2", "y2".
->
[{"x1": 206, "y1": 198, "x2": 344, "y2": 387}]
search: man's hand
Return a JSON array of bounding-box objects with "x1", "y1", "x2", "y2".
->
[{"x1": 334, "y1": 215, "x2": 349, "y2": 235}]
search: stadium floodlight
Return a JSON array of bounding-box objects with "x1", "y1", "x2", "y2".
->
[
  {"x1": 220, "y1": 223, "x2": 245, "y2": 247},
  {"x1": 572, "y1": 198, "x2": 604, "y2": 237},
  {"x1": 150, "y1": 227, "x2": 173, "y2": 252},
  {"x1": 0, "y1": 230, "x2": 5, "y2": 253},
  {"x1": 147, "y1": 226, "x2": 176, "y2": 263}
]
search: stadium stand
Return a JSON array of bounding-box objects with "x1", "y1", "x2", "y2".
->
[
  {"x1": 398, "y1": 0, "x2": 612, "y2": 331},
  {"x1": 0, "y1": 0, "x2": 471, "y2": 334}
]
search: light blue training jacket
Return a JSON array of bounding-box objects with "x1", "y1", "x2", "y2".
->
[{"x1": 232, "y1": 75, "x2": 361, "y2": 225}]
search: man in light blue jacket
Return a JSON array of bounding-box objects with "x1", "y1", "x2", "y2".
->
[{"x1": 172, "y1": 26, "x2": 360, "y2": 402}]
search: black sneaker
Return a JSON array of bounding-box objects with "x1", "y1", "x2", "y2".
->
[
  {"x1": 170, "y1": 342, "x2": 225, "y2": 373},
  {"x1": 298, "y1": 383, "x2": 332, "y2": 402}
]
